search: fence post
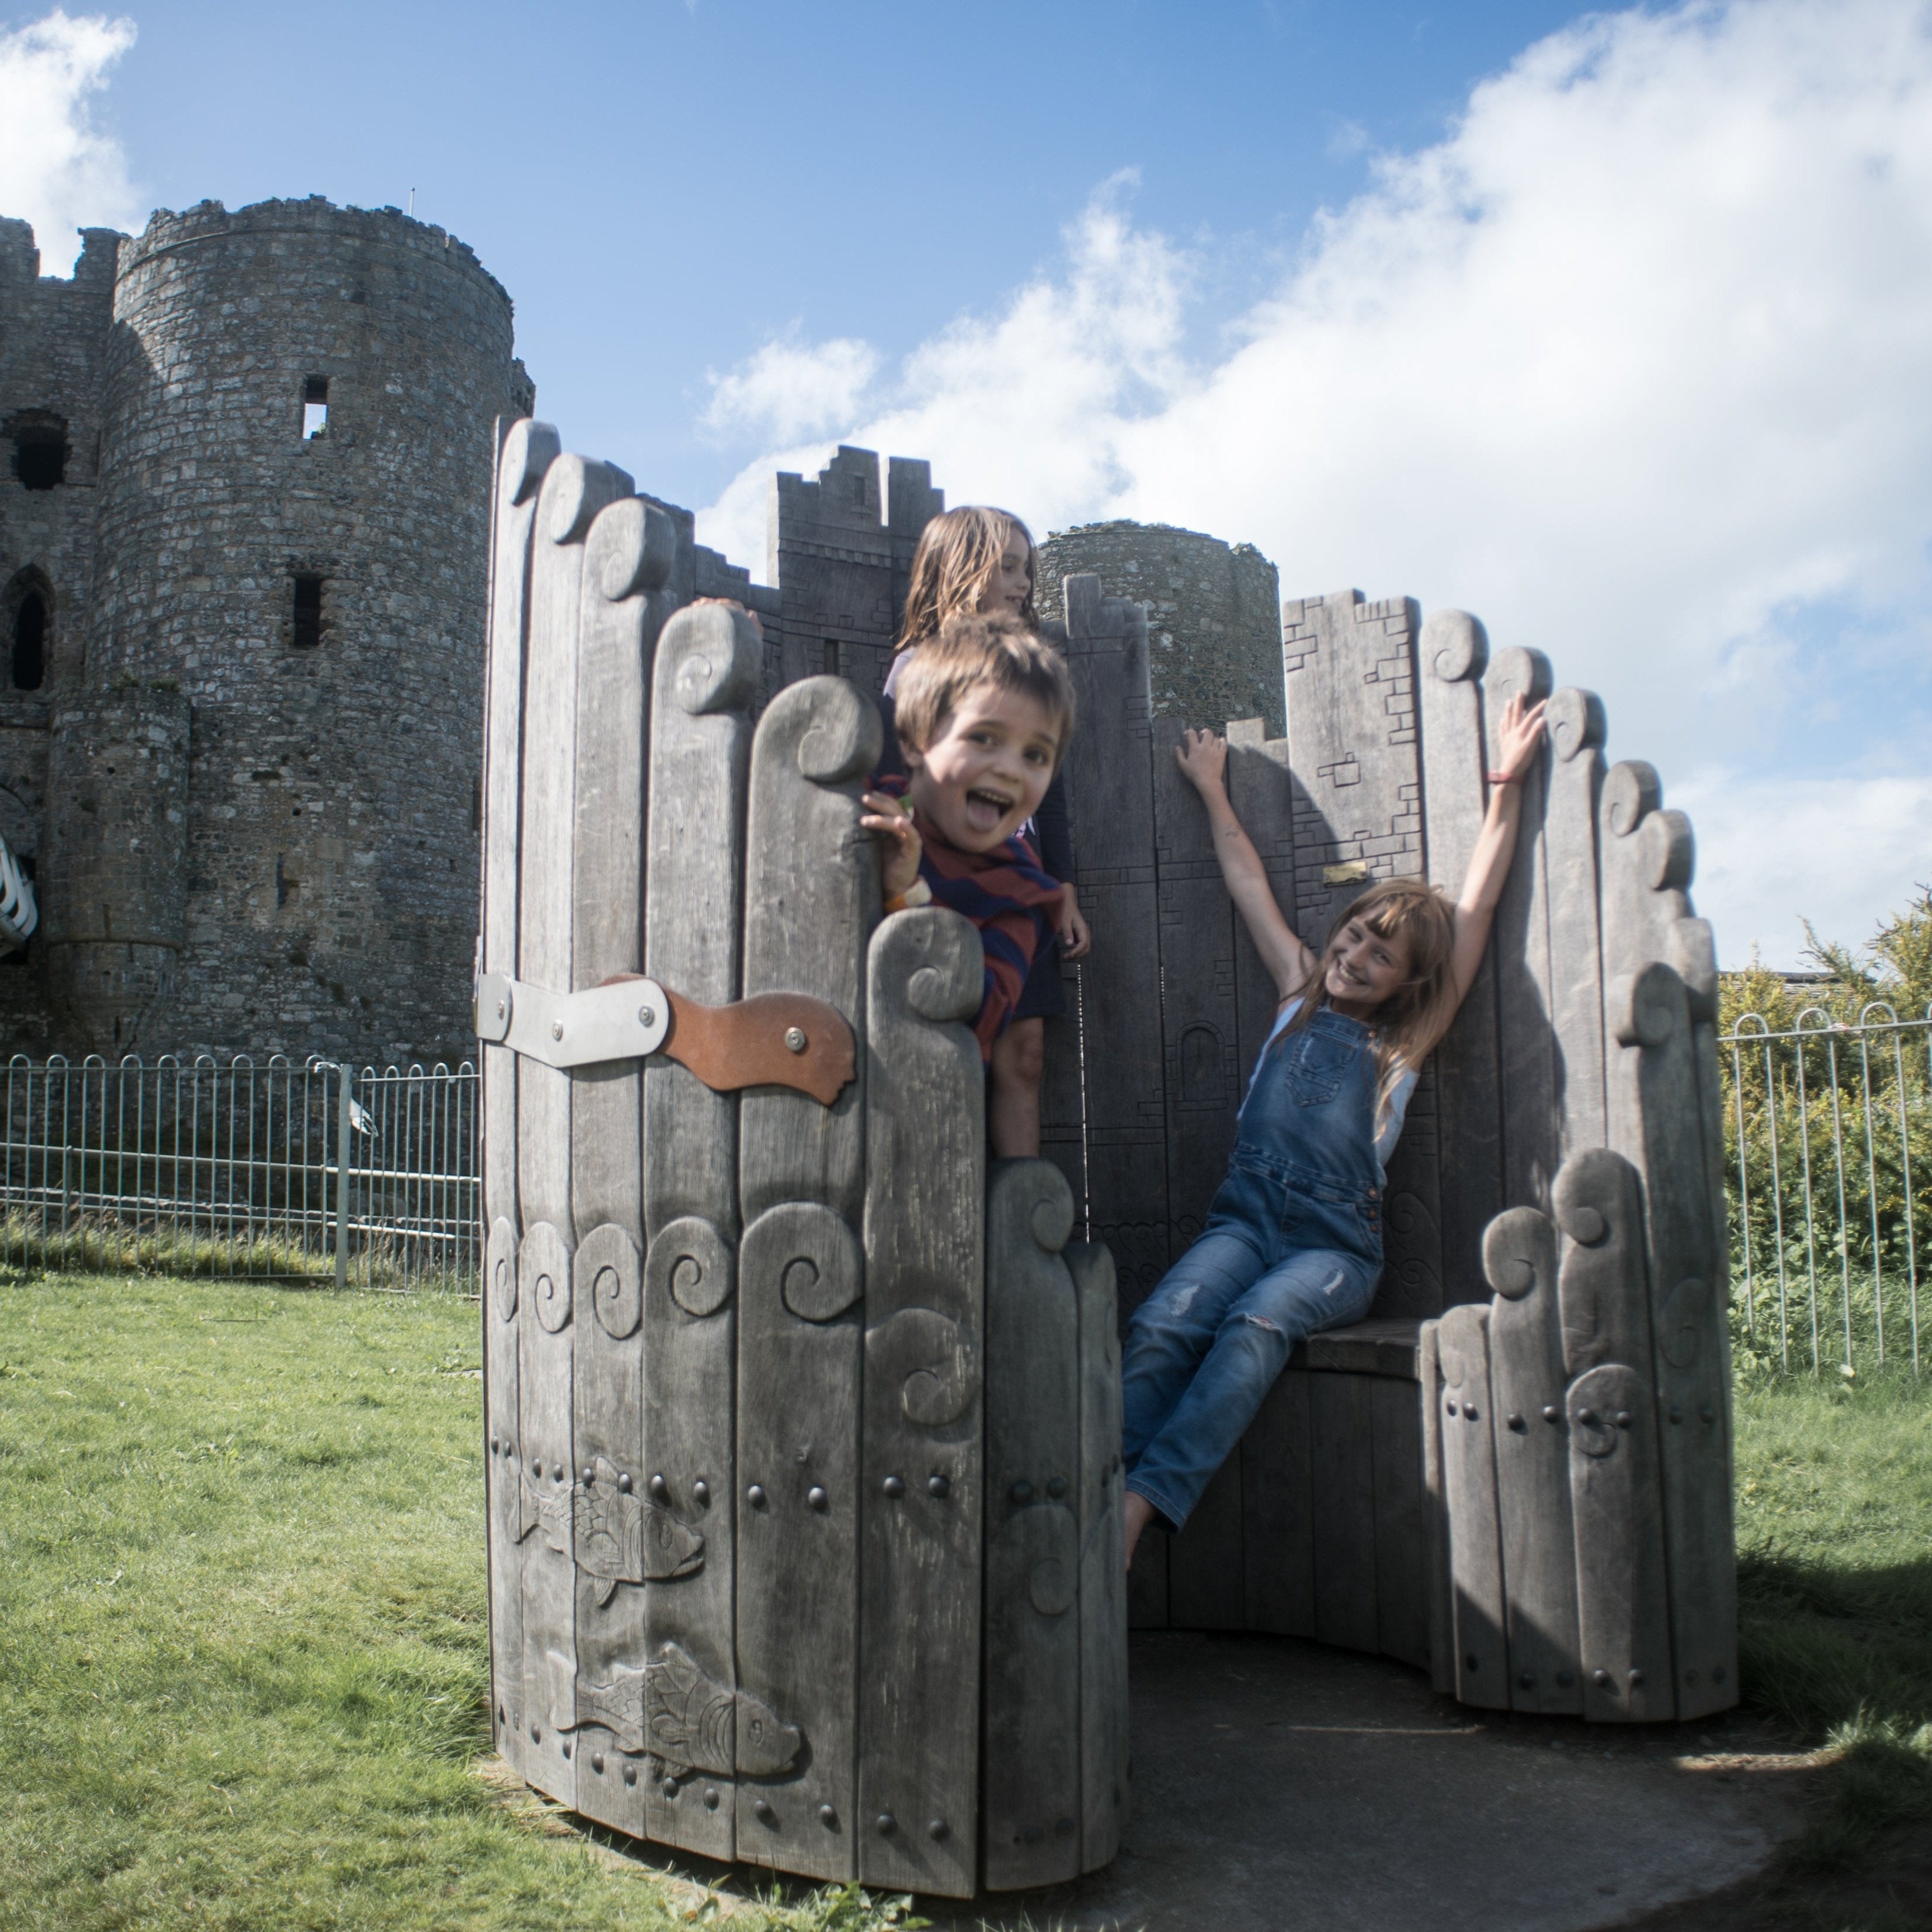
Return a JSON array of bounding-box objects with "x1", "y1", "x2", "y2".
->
[{"x1": 335, "y1": 1061, "x2": 351, "y2": 1290}]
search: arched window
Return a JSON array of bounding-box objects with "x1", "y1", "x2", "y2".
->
[{"x1": 3, "y1": 570, "x2": 52, "y2": 691}]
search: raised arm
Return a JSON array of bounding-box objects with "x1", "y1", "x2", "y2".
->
[
  {"x1": 1175, "y1": 730, "x2": 1317, "y2": 1001},
  {"x1": 1443, "y1": 691, "x2": 1549, "y2": 1014}
]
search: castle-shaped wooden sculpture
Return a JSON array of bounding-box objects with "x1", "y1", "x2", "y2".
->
[{"x1": 479, "y1": 424, "x2": 1735, "y2": 1898}]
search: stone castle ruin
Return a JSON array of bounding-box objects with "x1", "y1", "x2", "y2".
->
[{"x1": 0, "y1": 196, "x2": 1281, "y2": 1063}]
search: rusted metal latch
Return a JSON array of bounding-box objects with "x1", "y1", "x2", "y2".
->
[{"x1": 473, "y1": 971, "x2": 854, "y2": 1106}]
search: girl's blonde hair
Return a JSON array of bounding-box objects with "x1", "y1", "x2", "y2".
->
[
  {"x1": 1278, "y1": 879, "x2": 1460, "y2": 1119},
  {"x1": 896, "y1": 506, "x2": 1037, "y2": 648}
]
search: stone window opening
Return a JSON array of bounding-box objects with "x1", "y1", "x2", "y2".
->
[
  {"x1": 823, "y1": 638, "x2": 840, "y2": 676},
  {"x1": 9, "y1": 417, "x2": 68, "y2": 491},
  {"x1": 302, "y1": 376, "x2": 329, "y2": 439},
  {"x1": 4, "y1": 569, "x2": 52, "y2": 690},
  {"x1": 291, "y1": 574, "x2": 326, "y2": 649}
]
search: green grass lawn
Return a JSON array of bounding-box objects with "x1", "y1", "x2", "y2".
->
[
  {"x1": 0, "y1": 1272, "x2": 922, "y2": 1932},
  {"x1": 1, "y1": 1269, "x2": 1927, "y2": 1930}
]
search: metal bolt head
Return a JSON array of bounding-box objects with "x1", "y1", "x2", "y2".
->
[
  {"x1": 693, "y1": 1479, "x2": 710, "y2": 1506},
  {"x1": 876, "y1": 1812, "x2": 896, "y2": 1835},
  {"x1": 1579, "y1": 1408, "x2": 1600, "y2": 1426},
  {"x1": 561, "y1": 1739, "x2": 571, "y2": 1759},
  {"x1": 704, "y1": 1787, "x2": 719, "y2": 1811},
  {"x1": 808, "y1": 1485, "x2": 828, "y2": 1511},
  {"x1": 532, "y1": 1458, "x2": 542, "y2": 1479},
  {"x1": 1465, "y1": 1404, "x2": 1480, "y2": 1421},
  {"x1": 819, "y1": 1803, "x2": 837, "y2": 1828},
  {"x1": 882, "y1": 1474, "x2": 905, "y2": 1498},
  {"x1": 551, "y1": 1019, "x2": 564, "y2": 1041},
  {"x1": 530, "y1": 1724, "x2": 541, "y2": 1743},
  {"x1": 1628, "y1": 1668, "x2": 1645, "y2": 1686},
  {"x1": 495, "y1": 999, "x2": 506, "y2": 1020},
  {"x1": 591, "y1": 1752, "x2": 606, "y2": 1774},
  {"x1": 617, "y1": 1471, "x2": 633, "y2": 1494},
  {"x1": 489, "y1": 1435, "x2": 499, "y2": 1455},
  {"x1": 755, "y1": 1798, "x2": 776, "y2": 1822},
  {"x1": 747, "y1": 1483, "x2": 767, "y2": 1506},
  {"x1": 1507, "y1": 1413, "x2": 1525, "y2": 1433},
  {"x1": 1670, "y1": 1408, "x2": 1683, "y2": 1424},
  {"x1": 649, "y1": 1473, "x2": 670, "y2": 1501},
  {"x1": 663, "y1": 1776, "x2": 679, "y2": 1799},
  {"x1": 1556, "y1": 1671, "x2": 1575, "y2": 1689},
  {"x1": 1543, "y1": 1405, "x2": 1560, "y2": 1423},
  {"x1": 928, "y1": 1473, "x2": 950, "y2": 1498},
  {"x1": 1024, "y1": 1824, "x2": 1044, "y2": 1845},
  {"x1": 1701, "y1": 1406, "x2": 1716, "y2": 1424},
  {"x1": 623, "y1": 1763, "x2": 637, "y2": 1787},
  {"x1": 785, "y1": 1026, "x2": 808, "y2": 1054},
  {"x1": 1615, "y1": 1410, "x2": 1633, "y2": 1428},
  {"x1": 1011, "y1": 1478, "x2": 1034, "y2": 1504},
  {"x1": 1047, "y1": 1474, "x2": 1068, "y2": 1500},
  {"x1": 927, "y1": 1818, "x2": 948, "y2": 1841},
  {"x1": 1446, "y1": 1399, "x2": 1458, "y2": 1417},
  {"x1": 1464, "y1": 1653, "x2": 1479, "y2": 1672},
  {"x1": 639, "y1": 1005, "x2": 656, "y2": 1028},
  {"x1": 1593, "y1": 1668, "x2": 1612, "y2": 1687},
  {"x1": 1519, "y1": 1672, "x2": 1536, "y2": 1689},
  {"x1": 581, "y1": 1465, "x2": 595, "y2": 1486}
]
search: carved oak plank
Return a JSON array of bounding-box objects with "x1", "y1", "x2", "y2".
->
[
  {"x1": 1553, "y1": 1147, "x2": 1675, "y2": 1722},
  {"x1": 1070, "y1": 1239, "x2": 1127, "y2": 1874},
  {"x1": 1055, "y1": 578, "x2": 1167, "y2": 1308},
  {"x1": 735, "y1": 675, "x2": 879, "y2": 1881},
  {"x1": 1311, "y1": 1371, "x2": 1379, "y2": 1652},
  {"x1": 1436, "y1": 1301, "x2": 1508, "y2": 1708},
  {"x1": 642, "y1": 600, "x2": 761, "y2": 1855},
  {"x1": 858, "y1": 908, "x2": 985, "y2": 1895},
  {"x1": 1369, "y1": 1375, "x2": 1429, "y2": 1670},
  {"x1": 516, "y1": 454, "x2": 626, "y2": 1810},
  {"x1": 1417, "y1": 1321, "x2": 1456, "y2": 1693},
  {"x1": 1243, "y1": 1366, "x2": 1315, "y2": 1637},
  {"x1": 481, "y1": 417, "x2": 557, "y2": 1777},
  {"x1": 1415, "y1": 611, "x2": 1499, "y2": 1306},
  {"x1": 982, "y1": 1160, "x2": 1083, "y2": 1891},
  {"x1": 1545, "y1": 689, "x2": 1608, "y2": 1159},
  {"x1": 1482, "y1": 1205, "x2": 1582, "y2": 1713}
]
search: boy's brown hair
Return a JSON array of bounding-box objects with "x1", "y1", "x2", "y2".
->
[
  {"x1": 896, "y1": 506, "x2": 1037, "y2": 648},
  {"x1": 893, "y1": 611, "x2": 1075, "y2": 773}
]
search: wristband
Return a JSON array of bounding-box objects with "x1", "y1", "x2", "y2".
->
[
  {"x1": 884, "y1": 878, "x2": 934, "y2": 915},
  {"x1": 1486, "y1": 770, "x2": 1522, "y2": 786}
]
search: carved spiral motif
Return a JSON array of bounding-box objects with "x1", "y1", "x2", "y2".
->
[
  {"x1": 1567, "y1": 1362, "x2": 1644, "y2": 1457},
  {"x1": 1026, "y1": 1169, "x2": 1076, "y2": 1256},
  {"x1": 1611, "y1": 961, "x2": 1686, "y2": 1050},
  {"x1": 743, "y1": 1201, "x2": 864, "y2": 1323},
  {"x1": 542, "y1": 453, "x2": 620, "y2": 547},
  {"x1": 872, "y1": 905, "x2": 981, "y2": 1024},
  {"x1": 578, "y1": 1222, "x2": 642, "y2": 1339},
  {"x1": 865, "y1": 1306, "x2": 978, "y2": 1427},
  {"x1": 1605, "y1": 760, "x2": 1662, "y2": 838},
  {"x1": 1487, "y1": 644, "x2": 1553, "y2": 710},
  {"x1": 647, "y1": 1216, "x2": 736, "y2": 1320},
  {"x1": 1551, "y1": 1147, "x2": 1640, "y2": 1247},
  {"x1": 588, "y1": 495, "x2": 674, "y2": 603},
  {"x1": 770, "y1": 675, "x2": 882, "y2": 786},
  {"x1": 1483, "y1": 1205, "x2": 1556, "y2": 1302},
  {"x1": 518, "y1": 1222, "x2": 573, "y2": 1334},
  {"x1": 1547, "y1": 687, "x2": 1606, "y2": 763},
  {"x1": 1640, "y1": 808, "x2": 1696, "y2": 892},
  {"x1": 499, "y1": 418, "x2": 560, "y2": 509},
  {"x1": 1422, "y1": 608, "x2": 1487, "y2": 684},
  {"x1": 488, "y1": 1216, "x2": 519, "y2": 1322},
  {"x1": 660, "y1": 601, "x2": 760, "y2": 717}
]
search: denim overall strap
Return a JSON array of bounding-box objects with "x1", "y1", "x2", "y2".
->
[{"x1": 1233, "y1": 1004, "x2": 1383, "y2": 1212}]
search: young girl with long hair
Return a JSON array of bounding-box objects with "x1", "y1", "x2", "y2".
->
[
  {"x1": 1121, "y1": 694, "x2": 1548, "y2": 1564},
  {"x1": 879, "y1": 506, "x2": 1090, "y2": 1156}
]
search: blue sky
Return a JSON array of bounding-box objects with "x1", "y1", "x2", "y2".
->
[{"x1": 5, "y1": 0, "x2": 1931, "y2": 970}]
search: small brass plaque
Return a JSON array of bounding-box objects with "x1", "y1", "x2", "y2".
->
[{"x1": 1322, "y1": 861, "x2": 1371, "y2": 886}]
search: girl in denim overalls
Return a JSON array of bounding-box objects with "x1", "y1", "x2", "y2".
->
[{"x1": 1121, "y1": 694, "x2": 1547, "y2": 1566}]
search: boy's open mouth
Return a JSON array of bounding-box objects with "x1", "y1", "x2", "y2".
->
[{"x1": 963, "y1": 786, "x2": 1013, "y2": 833}]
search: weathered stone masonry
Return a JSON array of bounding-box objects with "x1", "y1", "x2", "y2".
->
[{"x1": 1, "y1": 197, "x2": 531, "y2": 1060}]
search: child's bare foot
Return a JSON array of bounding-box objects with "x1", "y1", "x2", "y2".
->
[{"x1": 1123, "y1": 1489, "x2": 1156, "y2": 1570}]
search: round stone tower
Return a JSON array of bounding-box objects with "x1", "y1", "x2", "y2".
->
[
  {"x1": 1034, "y1": 521, "x2": 1285, "y2": 739},
  {"x1": 40, "y1": 196, "x2": 533, "y2": 1059}
]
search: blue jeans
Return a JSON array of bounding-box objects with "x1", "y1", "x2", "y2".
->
[{"x1": 1122, "y1": 1156, "x2": 1380, "y2": 1532}]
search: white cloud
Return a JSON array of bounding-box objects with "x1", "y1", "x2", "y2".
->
[
  {"x1": 696, "y1": 0, "x2": 1932, "y2": 962},
  {"x1": 0, "y1": 9, "x2": 139, "y2": 274},
  {"x1": 1673, "y1": 771, "x2": 1932, "y2": 970},
  {"x1": 702, "y1": 336, "x2": 879, "y2": 445}
]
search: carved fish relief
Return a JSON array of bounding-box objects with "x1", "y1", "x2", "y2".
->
[
  {"x1": 520, "y1": 1454, "x2": 704, "y2": 1602},
  {"x1": 570, "y1": 1641, "x2": 802, "y2": 1781},
  {"x1": 572, "y1": 1454, "x2": 704, "y2": 1602}
]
